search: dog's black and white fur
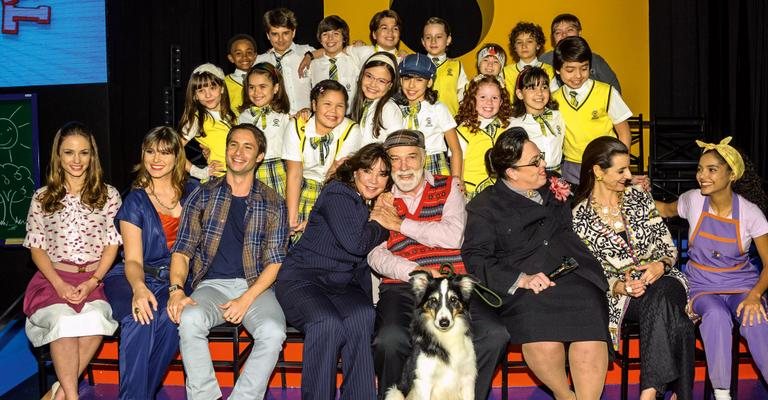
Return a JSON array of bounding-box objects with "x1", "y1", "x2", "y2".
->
[{"x1": 384, "y1": 272, "x2": 477, "y2": 400}]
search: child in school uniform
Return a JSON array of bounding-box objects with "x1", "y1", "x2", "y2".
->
[
  {"x1": 552, "y1": 36, "x2": 632, "y2": 184},
  {"x1": 421, "y1": 17, "x2": 468, "y2": 116},
  {"x1": 283, "y1": 80, "x2": 362, "y2": 238},
  {"x1": 178, "y1": 63, "x2": 235, "y2": 181},
  {"x1": 474, "y1": 43, "x2": 507, "y2": 85},
  {"x1": 224, "y1": 34, "x2": 257, "y2": 115},
  {"x1": 255, "y1": 8, "x2": 314, "y2": 115},
  {"x1": 455, "y1": 75, "x2": 513, "y2": 198},
  {"x1": 238, "y1": 62, "x2": 291, "y2": 197},
  {"x1": 509, "y1": 66, "x2": 565, "y2": 173},
  {"x1": 503, "y1": 22, "x2": 555, "y2": 91},
  {"x1": 300, "y1": 10, "x2": 406, "y2": 75},
  {"x1": 349, "y1": 52, "x2": 404, "y2": 146},
  {"x1": 395, "y1": 53, "x2": 463, "y2": 180},
  {"x1": 309, "y1": 15, "x2": 360, "y2": 111}
]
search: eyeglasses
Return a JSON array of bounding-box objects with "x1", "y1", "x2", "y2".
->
[
  {"x1": 512, "y1": 152, "x2": 546, "y2": 168},
  {"x1": 363, "y1": 72, "x2": 392, "y2": 86}
]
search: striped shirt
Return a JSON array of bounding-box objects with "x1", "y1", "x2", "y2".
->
[{"x1": 171, "y1": 176, "x2": 289, "y2": 288}]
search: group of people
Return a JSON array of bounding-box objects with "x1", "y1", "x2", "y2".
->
[{"x1": 21, "y1": 6, "x2": 768, "y2": 400}]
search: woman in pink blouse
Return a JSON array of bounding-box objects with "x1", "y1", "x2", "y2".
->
[{"x1": 23, "y1": 122, "x2": 122, "y2": 400}]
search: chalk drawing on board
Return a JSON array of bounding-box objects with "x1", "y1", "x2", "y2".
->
[
  {"x1": 0, "y1": 105, "x2": 32, "y2": 162},
  {"x1": 0, "y1": 94, "x2": 39, "y2": 245}
]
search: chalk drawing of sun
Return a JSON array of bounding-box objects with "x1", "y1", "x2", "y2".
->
[{"x1": 0, "y1": 105, "x2": 31, "y2": 163}]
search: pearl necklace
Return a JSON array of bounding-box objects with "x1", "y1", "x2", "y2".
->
[{"x1": 591, "y1": 193, "x2": 625, "y2": 231}]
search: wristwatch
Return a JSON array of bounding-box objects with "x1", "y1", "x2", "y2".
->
[{"x1": 168, "y1": 283, "x2": 182, "y2": 294}]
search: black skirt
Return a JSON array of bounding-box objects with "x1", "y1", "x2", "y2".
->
[{"x1": 499, "y1": 271, "x2": 610, "y2": 344}]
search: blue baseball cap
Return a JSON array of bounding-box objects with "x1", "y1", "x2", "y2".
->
[{"x1": 398, "y1": 54, "x2": 437, "y2": 79}]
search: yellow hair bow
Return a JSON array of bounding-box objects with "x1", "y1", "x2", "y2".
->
[{"x1": 695, "y1": 136, "x2": 744, "y2": 181}]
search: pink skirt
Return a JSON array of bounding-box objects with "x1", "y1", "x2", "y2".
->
[{"x1": 23, "y1": 269, "x2": 108, "y2": 316}]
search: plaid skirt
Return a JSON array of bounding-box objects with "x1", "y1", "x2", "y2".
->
[
  {"x1": 256, "y1": 158, "x2": 287, "y2": 198},
  {"x1": 425, "y1": 152, "x2": 450, "y2": 176},
  {"x1": 291, "y1": 178, "x2": 323, "y2": 246}
]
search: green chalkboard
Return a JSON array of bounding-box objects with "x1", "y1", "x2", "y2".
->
[{"x1": 0, "y1": 94, "x2": 41, "y2": 245}]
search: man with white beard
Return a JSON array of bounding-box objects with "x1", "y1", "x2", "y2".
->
[{"x1": 368, "y1": 129, "x2": 510, "y2": 400}]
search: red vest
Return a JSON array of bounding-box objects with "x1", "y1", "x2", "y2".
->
[{"x1": 383, "y1": 175, "x2": 466, "y2": 284}]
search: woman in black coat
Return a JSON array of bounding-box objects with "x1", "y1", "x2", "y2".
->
[{"x1": 461, "y1": 128, "x2": 610, "y2": 400}]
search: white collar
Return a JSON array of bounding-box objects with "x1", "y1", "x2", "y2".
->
[{"x1": 516, "y1": 59, "x2": 541, "y2": 70}]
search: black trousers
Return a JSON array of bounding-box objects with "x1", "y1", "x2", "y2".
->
[
  {"x1": 373, "y1": 283, "x2": 510, "y2": 400},
  {"x1": 624, "y1": 276, "x2": 695, "y2": 400}
]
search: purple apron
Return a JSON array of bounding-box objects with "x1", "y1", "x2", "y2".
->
[{"x1": 686, "y1": 194, "x2": 758, "y2": 305}]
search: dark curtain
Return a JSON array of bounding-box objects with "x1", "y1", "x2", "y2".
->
[
  {"x1": 105, "y1": 0, "x2": 323, "y2": 190},
  {"x1": 650, "y1": 0, "x2": 768, "y2": 178}
]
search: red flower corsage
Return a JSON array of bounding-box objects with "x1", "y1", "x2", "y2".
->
[{"x1": 549, "y1": 176, "x2": 572, "y2": 202}]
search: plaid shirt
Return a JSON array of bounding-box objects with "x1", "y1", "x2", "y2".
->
[{"x1": 172, "y1": 176, "x2": 288, "y2": 288}]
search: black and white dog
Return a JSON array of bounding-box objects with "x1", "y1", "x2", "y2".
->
[{"x1": 384, "y1": 272, "x2": 477, "y2": 400}]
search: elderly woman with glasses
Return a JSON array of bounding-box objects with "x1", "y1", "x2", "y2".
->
[{"x1": 462, "y1": 127, "x2": 611, "y2": 400}]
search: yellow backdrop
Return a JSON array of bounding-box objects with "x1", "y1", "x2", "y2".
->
[{"x1": 323, "y1": 0, "x2": 650, "y2": 117}]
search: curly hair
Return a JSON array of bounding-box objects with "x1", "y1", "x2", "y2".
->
[
  {"x1": 508, "y1": 21, "x2": 546, "y2": 62},
  {"x1": 38, "y1": 122, "x2": 108, "y2": 214},
  {"x1": 455, "y1": 75, "x2": 512, "y2": 134}
]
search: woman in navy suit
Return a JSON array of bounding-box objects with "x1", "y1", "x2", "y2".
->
[{"x1": 275, "y1": 143, "x2": 393, "y2": 400}]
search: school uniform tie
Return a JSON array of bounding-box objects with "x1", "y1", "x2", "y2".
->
[
  {"x1": 274, "y1": 49, "x2": 292, "y2": 73},
  {"x1": 249, "y1": 106, "x2": 271, "y2": 130},
  {"x1": 485, "y1": 118, "x2": 501, "y2": 139},
  {"x1": 532, "y1": 109, "x2": 555, "y2": 136},
  {"x1": 310, "y1": 133, "x2": 334, "y2": 165},
  {"x1": 328, "y1": 58, "x2": 338, "y2": 81},
  {"x1": 403, "y1": 102, "x2": 420, "y2": 129},
  {"x1": 432, "y1": 57, "x2": 441, "y2": 67},
  {"x1": 569, "y1": 91, "x2": 579, "y2": 107},
  {"x1": 361, "y1": 99, "x2": 374, "y2": 127}
]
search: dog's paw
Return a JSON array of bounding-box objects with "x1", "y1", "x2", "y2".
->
[{"x1": 383, "y1": 386, "x2": 406, "y2": 400}]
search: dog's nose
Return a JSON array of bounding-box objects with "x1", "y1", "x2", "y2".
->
[{"x1": 439, "y1": 318, "x2": 450, "y2": 328}]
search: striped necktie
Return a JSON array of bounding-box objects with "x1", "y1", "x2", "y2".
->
[
  {"x1": 569, "y1": 91, "x2": 579, "y2": 107},
  {"x1": 361, "y1": 100, "x2": 374, "y2": 127},
  {"x1": 405, "y1": 102, "x2": 420, "y2": 129},
  {"x1": 485, "y1": 118, "x2": 501, "y2": 138},
  {"x1": 328, "y1": 58, "x2": 338, "y2": 81},
  {"x1": 274, "y1": 49, "x2": 292, "y2": 72},
  {"x1": 432, "y1": 57, "x2": 441, "y2": 67},
  {"x1": 249, "y1": 106, "x2": 271, "y2": 129}
]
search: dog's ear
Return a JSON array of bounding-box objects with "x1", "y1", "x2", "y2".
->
[
  {"x1": 409, "y1": 271, "x2": 431, "y2": 302},
  {"x1": 453, "y1": 275, "x2": 476, "y2": 302}
]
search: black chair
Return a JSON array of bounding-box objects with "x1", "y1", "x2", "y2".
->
[
  {"x1": 499, "y1": 344, "x2": 529, "y2": 400},
  {"x1": 627, "y1": 114, "x2": 645, "y2": 174}
]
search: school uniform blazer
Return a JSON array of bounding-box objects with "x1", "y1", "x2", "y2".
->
[{"x1": 461, "y1": 178, "x2": 608, "y2": 298}]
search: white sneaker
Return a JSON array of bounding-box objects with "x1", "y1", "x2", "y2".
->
[{"x1": 713, "y1": 388, "x2": 731, "y2": 400}]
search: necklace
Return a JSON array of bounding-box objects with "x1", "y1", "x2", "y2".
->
[
  {"x1": 590, "y1": 193, "x2": 625, "y2": 231},
  {"x1": 149, "y1": 188, "x2": 179, "y2": 210}
]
